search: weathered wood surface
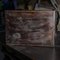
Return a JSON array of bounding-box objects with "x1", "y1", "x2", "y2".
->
[{"x1": 5, "y1": 10, "x2": 55, "y2": 47}]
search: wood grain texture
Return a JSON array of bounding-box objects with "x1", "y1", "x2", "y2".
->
[{"x1": 5, "y1": 10, "x2": 55, "y2": 47}]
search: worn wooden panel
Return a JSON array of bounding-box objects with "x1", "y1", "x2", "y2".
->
[{"x1": 5, "y1": 10, "x2": 55, "y2": 47}]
